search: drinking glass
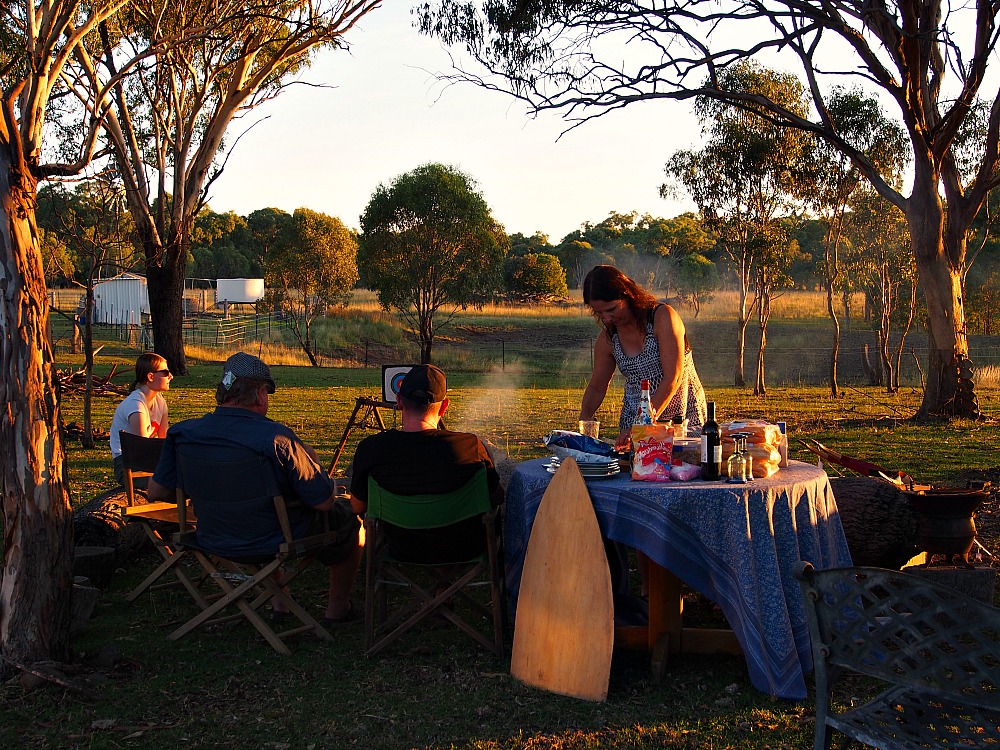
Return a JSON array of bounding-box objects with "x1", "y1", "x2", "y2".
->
[{"x1": 727, "y1": 434, "x2": 752, "y2": 483}]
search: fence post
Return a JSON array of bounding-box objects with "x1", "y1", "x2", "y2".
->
[{"x1": 502, "y1": 339, "x2": 505, "y2": 371}]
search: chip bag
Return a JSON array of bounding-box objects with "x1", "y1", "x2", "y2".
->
[{"x1": 631, "y1": 424, "x2": 674, "y2": 482}]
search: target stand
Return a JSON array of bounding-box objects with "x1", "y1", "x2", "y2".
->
[{"x1": 328, "y1": 396, "x2": 394, "y2": 475}]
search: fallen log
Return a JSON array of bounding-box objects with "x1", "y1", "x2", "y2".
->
[
  {"x1": 829, "y1": 476, "x2": 920, "y2": 569},
  {"x1": 73, "y1": 487, "x2": 151, "y2": 585}
]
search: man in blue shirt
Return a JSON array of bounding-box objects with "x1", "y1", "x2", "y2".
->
[{"x1": 149, "y1": 352, "x2": 361, "y2": 624}]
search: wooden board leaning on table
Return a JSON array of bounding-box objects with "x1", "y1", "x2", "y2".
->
[{"x1": 510, "y1": 456, "x2": 614, "y2": 702}]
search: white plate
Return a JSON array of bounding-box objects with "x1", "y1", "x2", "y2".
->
[
  {"x1": 547, "y1": 457, "x2": 618, "y2": 470},
  {"x1": 546, "y1": 464, "x2": 621, "y2": 478}
]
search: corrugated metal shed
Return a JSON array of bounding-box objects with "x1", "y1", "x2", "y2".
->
[{"x1": 93, "y1": 272, "x2": 149, "y2": 325}]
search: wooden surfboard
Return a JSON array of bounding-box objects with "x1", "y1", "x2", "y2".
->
[{"x1": 510, "y1": 457, "x2": 614, "y2": 701}]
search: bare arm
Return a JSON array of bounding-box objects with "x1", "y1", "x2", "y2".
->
[
  {"x1": 579, "y1": 332, "x2": 616, "y2": 421},
  {"x1": 155, "y1": 411, "x2": 169, "y2": 438},
  {"x1": 126, "y1": 409, "x2": 153, "y2": 438},
  {"x1": 650, "y1": 305, "x2": 686, "y2": 419},
  {"x1": 147, "y1": 476, "x2": 172, "y2": 503},
  {"x1": 349, "y1": 494, "x2": 367, "y2": 516}
]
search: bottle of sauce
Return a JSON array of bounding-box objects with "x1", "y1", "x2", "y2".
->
[
  {"x1": 635, "y1": 378, "x2": 655, "y2": 426},
  {"x1": 701, "y1": 401, "x2": 721, "y2": 480}
]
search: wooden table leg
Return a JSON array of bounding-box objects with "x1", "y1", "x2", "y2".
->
[{"x1": 617, "y1": 559, "x2": 742, "y2": 681}]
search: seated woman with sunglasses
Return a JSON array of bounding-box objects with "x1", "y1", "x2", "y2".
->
[{"x1": 109, "y1": 352, "x2": 172, "y2": 486}]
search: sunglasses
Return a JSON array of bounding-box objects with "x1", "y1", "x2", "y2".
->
[{"x1": 153, "y1": 369, "x2": 172, "y2": 376}]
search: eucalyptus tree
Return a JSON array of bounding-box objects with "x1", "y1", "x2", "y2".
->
[
  {"x1": 752, "y1": 225, "x2": 797, "y2": 396},
  {"x1": 37, "y1": 179, "x2": 137, "y2": 449},
  {"x1": 673, "y1": 251, "x2": 718, "y2": 318},
  {"x1": 504, "y1": 251, "x2": 569, "y2": 301},
  {"x1": 845, "y1": 189, "x2": 917, "y2": 392},
  {"x1": 802, "y1": 88, "x2": 908, "y2": 397},
  {"x1": 664, "y1": 63, "x2": 812, "y2": 386},
  {"x1": 358, "y1": 163, "x2": 509, "y2": 364},
  {"x1": 0, "y1": 0, "x2": 130, "y2": 678},
  {"x1": 421, "y1": 0, "x2": 999, "y2": 418},
  {"x1": 265, "y1": 208, "x2": 358, "y2": 366},
  {"x1": 248, "y1": 207, "x2": 295, "y2": 271},
  {"x1": 66, "y1": 0, "x2": 381, "y2": 375}
]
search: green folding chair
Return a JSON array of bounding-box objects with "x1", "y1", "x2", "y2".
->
[{"x1": 364, "y1": 466, "x2": 505, "y2": 657}]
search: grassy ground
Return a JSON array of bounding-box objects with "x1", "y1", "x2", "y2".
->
[{"x1": 5, "y1": 295, "x2": 999, "y2": 749}]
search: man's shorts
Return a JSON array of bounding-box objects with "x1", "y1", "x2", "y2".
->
[{"x1": 312, "y1": 500, "x2": 361, "y2": 565}]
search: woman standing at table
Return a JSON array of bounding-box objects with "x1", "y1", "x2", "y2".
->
[
  {"x1": 579, "y1": 265, "x2": 707, "y2": 446},
  {"x1": 109, "y1": 352, "x2": 172, "y2": 486}
]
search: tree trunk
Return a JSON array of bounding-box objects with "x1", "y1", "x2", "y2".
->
[
  {"x1": 907, "y1": 181, "x2": 978, "y2": 418},
  {"x1": 419, "y1": 310, "x2": 434, "y2": 364},
  {"x1": 734, "y1": 285, "x2": 750, "y2": 387},
  {"x1": 861, "y1": 344, "x2": 881, "y2": 386},
  {"x1": 826, "y1": 280, "x2": 840, "y2": 398},
  {"x1": 753, "y1": 289, "x2": 769, "y2": 397},
  {"x1": 878, "y1": 326, "x2": 894, "y2": 392},
  {"x1": 753, "y1": 324, "x2": 767, "y2": 396},
  {"x1": 0, "y1": 147, "x2": 75, "y2": 678},
  {"x1": 144, "y1": 239, "x2": 189, "y2": 376},
  {"x1": 82, "y1": 283, "x2": 96, "y2": 450},
  {"x1": 892, "y1": 278, "x2": 918, "y2": 393}
]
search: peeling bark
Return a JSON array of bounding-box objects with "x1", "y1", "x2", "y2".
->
[{"x1": 0, "y1": 146, "x2": 74, "y2": 679}]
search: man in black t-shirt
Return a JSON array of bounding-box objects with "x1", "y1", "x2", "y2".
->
[{"x1": 349, "y1": 365, "x2": 503, "y2": 564}]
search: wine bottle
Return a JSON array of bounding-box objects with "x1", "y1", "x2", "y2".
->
[
  {"x1": 701, "y1": 401, "x2": 721, "y2": 480},
  {"x1": 635, "y1": 378, "x2": 654, "y2": 425}
]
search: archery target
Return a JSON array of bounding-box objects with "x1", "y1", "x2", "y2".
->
[{"x1": 382, "y1": 364, "x2": 414, "y2": 403}]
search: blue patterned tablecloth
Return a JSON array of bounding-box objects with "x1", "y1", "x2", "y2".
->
[{"x1": 504, "y1": 458, "x2": 852, "y2": 700}]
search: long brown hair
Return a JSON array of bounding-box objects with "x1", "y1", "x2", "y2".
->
[
  {"x1": 582, "y1": 265, "x2": 659, "y2": 337},
  {"x1": 132, "y1": 352, "x2": 167, "y2": 390}
]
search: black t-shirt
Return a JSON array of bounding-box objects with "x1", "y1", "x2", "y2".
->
[{"x1": 350, "y1": 428, "x2": 501, "y2": 563}]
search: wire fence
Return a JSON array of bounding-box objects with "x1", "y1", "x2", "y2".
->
[{"x1": 181, "y1": 313, "x2": 291, "y2": 348}]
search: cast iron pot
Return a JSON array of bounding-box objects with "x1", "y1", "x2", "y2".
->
[{"x1": 903, "y1": 488, "x2": 987, "y2": 565}]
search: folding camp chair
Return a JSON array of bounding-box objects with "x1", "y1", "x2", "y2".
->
[
  {"x1": 364, "y1": 466, "x2": 505, "y2": 657},
  {"x1": 119, "y1": 431, "x2": 162, "y2": 507},
  {"x1": 167, "y1": 450, "x2": 343, "y2": 655},
  {"x1": 119, "y1": 432, "x2": 208, "y2": 606}
]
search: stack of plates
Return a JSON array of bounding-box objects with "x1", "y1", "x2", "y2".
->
[{"x1": 545, "y1": 456, "x2": 621, "y2": 479}]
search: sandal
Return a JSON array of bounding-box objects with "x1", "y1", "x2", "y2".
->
[{"x1": 323, "y1": 601, "x2": 361, "y2": 627}]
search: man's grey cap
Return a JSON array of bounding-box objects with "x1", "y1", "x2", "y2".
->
[{"x1": 222, "y1": 352, "x2": 275, "y2": 393}]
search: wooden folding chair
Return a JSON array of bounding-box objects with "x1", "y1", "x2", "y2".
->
[
  {"x1": 119, "y1": 432, "x2": 209, "y2": 606},
  {"x1": 364, "y1": 466, "x2": 505, "y2": 657},
  {"x1": 167, "y1": 451, "x2": 343, "y2": 655}
]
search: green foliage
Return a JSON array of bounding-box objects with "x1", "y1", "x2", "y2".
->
[
  {"x1": 673, "y1": 252, "x2": 718, "y2": 317},
  {"x1": 552, "y1": 239, "x2": 612, "y2": 289},
  {"x1": 508, "y1": 230, "x2": 553, "y2": 256},
  {"x1": 358, "y1": 163, "x2": 509, "y2": 363},
  {"x1": 247, "y1": 207, "x2": 294, "y2": 269},
  {"x1": 553, "y1": 211, "x2": 716, "y2": 291},
  {"x1": 503, "y1": 252, "x2": 568, "y2": 300},
  {"x1": 265, "y1": 208, "x2": 359, "y2": 366},
  {"x1": 34, "y1": 182, "x2": 137, "y2": 284},
  {"x1": 188, "y1": 208, "x2": 257, "y2": 279}
]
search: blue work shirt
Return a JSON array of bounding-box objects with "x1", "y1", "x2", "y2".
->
[{"x1": 153, "y1": 407, "x2": 335, "y2": 557}]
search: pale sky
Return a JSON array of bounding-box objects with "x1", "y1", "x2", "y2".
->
[{"x1": 206, "y1": 3, "x2": 700, "y2": 243}]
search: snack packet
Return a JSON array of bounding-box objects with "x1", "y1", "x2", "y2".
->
[{"x1": 631, "y1": 424, "x2": 674, "y2": 482}]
